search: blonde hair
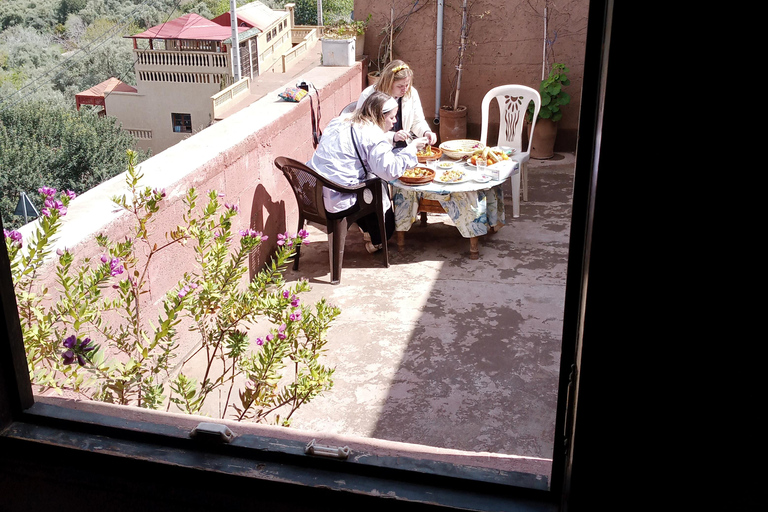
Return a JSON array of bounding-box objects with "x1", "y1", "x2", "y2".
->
[
  {"x1": 351, "y1": 91, "x2": 395, "y2": 131},
  {"x1": 374, "y1": 59, "x2": 413, "y2": 98}
]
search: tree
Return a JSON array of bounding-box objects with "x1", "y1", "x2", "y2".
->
[{"x1": 0, "y1": 100, "x2": 148, "y2": 229}]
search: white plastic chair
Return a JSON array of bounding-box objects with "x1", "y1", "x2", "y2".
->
[{"x1": 480, "y1": 85, "x2": 541, "y2": 218}]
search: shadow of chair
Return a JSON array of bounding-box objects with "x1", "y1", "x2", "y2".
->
[
  {"x1": 274, "y1": 157, "x2": 389, "y2": 285},
  {"x1": 339, "y1": 101, "x2": 357, "y2": 116},
  {"x1": 480, "y1": 85, "x2": 540, "y2": 218}
]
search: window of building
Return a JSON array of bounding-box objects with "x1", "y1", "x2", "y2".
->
[{"x1": 172, "y1": 113, "x2": 192, "y2": 133}]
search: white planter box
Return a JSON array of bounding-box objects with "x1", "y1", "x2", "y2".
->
[{"x1": 321, "y1": 38, "x2": 355, "y2": 67}]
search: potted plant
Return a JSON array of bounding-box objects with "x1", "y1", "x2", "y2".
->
[
  {"x1": 439, "y1": 0, "x2": 475, "y2": 142},
  {"x1": 526, "y1": 63, "x2": 571, "y2": 159},
  {"x1": 323, "y1": 13, "x2": 371, "y2": 60}
]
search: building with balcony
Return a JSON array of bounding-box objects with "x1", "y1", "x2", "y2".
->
[{"x1": 75, "y1": 2, "x2": 318, "y2": 156}]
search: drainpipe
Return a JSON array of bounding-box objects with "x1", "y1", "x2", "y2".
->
[
  {"x1": 434, "y1": 0, "x2": 444, "y2": 126},
  {"x1": 230, "y1": 0, "x2": 241, "y2": 82}
]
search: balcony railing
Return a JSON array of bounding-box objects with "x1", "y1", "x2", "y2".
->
[
  {"x1": 134, "y1": 49, "x2": 229, "y2": 70},
  {"x1": 211, "y1": 77, "x2": 250, "y2": 119}
]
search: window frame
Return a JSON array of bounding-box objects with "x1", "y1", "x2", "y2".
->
[
  {"x1": 172, "y1": 112, "x2": 192, "y2": 133},
  {"x1": 0, "y1": 1, "x2": 617, "y2": 508}
]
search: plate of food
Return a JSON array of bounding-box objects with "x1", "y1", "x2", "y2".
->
[
  {"x1": 434, "y1": 169, "x2": 470, "y2": 184},
  {"x1": 416, "y1": 145, "x2": 442, "y2": 163},
  {"x1": 438, "y1": 139, "x2": 485, "y2": 160},
  {"x1": 435, "y1": 161, "x2": 454, "y2": 171},
  {"x1": 399, "y1": 166, "x2": 435, "y2": 185},
  {"x1": 467, "y1": 147, "x2": 511, "y2": 167}
]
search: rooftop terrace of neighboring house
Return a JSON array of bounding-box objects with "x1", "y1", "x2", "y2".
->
[{"x1": 75, "y1": 3, "x2": 311, "y2": 155}]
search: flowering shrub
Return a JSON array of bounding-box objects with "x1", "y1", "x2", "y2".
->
[{"x1": 6, "y1": 150, "x2": 339, "y2": 425}]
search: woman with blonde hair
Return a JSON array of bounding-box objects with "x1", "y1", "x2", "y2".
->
[
  {"x1": 357, "y1": 60, "x2": 437, "y2": 149},
  {"x1": 309, "y1": 91, "x2": 428, "y2": 253}
]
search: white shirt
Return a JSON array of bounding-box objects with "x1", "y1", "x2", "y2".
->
[
  {"x1": 357, "y1": 85, "x2": 432, "y2": 146},
  {"x1": 308, "y1": 114, "x2": 418, "y2": 213}
]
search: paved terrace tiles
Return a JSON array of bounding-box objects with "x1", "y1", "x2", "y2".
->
[{"x1": 274, "y1": 154, "x2": 576, "y2": 474}]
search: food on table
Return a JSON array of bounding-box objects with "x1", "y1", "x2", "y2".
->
[
  {"x1": 416, "y1": 145, "x2": 437, "y2": 158},
  {"x1": 436, "y1": 161, "x2": 454, "y2": 170},
  {"x1": 438, "y1": 170, "x2": 465, "y2": 182},
  {"x1": 403, "y1": 167, "x2": 434, "y2": 178},
  {"x1": 469, "y1": 147, "x2": 510, "y2": 166}
]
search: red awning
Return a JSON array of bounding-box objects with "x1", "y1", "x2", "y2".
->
[
  {"x1": 75, "y1": 77, "x2": 137, "y2": 114},
  {"x1": 129, "y1": 13, "x2": 249, "y2": 41}
]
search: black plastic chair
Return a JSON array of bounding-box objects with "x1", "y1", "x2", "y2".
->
[{"x1": 274, "y1": 157, "x2": 389, "y2": 285}]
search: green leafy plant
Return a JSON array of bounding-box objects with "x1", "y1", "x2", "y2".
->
[
  {"x1": 6, "y1": 150, "x2": 339, "y2": 424},
  {"x1": 323, "y1": 13, "x2": 370, "y2": 39},
  {"x1": 527, "y1": 63, "x2": 571, "y2": 122}
]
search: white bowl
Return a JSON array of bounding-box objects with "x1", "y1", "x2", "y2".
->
[{"x1": 436, "y1": 161, "x2": 454, "y2": 171}]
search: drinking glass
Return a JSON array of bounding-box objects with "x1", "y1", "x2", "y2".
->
[{"x1": 475, "y1": 155, "x2": 487, "y2": 176}]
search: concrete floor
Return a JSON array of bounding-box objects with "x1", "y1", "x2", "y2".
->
[{"x1": 277, "y1": 154, "x2": 575, "y2": 472}]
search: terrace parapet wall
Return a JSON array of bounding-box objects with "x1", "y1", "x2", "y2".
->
[{"x1": 19, "y1": 61, "x2": 365, "y2": 361}]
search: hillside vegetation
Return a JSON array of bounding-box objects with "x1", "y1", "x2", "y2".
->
[{"x1": 0, "y1": 0, "x2": 351, "y2": 229}]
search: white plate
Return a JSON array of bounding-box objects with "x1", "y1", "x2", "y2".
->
[{"x1": 434, "y1": 172, "x2": 470, "y2": 184}]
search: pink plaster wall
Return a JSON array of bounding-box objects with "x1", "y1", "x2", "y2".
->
[{"x1": 22, "y1": 62, "x2": 365, "y2": 365}]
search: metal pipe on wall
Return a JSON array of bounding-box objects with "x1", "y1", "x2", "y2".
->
[
  {"x1": 434, "y1": 0, "x2": 444, "y2": 125},
  {"x1": 230, "y1": 0, "x2": 241, "y2": 81}
]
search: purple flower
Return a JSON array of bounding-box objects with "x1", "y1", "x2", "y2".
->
[
  {"x1": 291, "y1": 296, "x2": 300, "y2": 308},
  {"x1": 64, "y1": 190, "x2": 77, "y2": 200},
  {"x1": 109, "y1": 257, "x2": 123, "y2": 276},
  {"x1": 42, "y1": 197, "x2": 67, "y2": 216},
  {"x1": 266, "y1": 334, "x2": 274, "y2": 342},
  {"x1": 63, "y1": 334, "x2": 77, "y2": 349},
  {"x1": 61, "y1": 335, "x2": 96, "y2": 366},
  {"x1": 225, "y1": 203, "x2": 240, "y2": 213},
  {"x1": 152, "y1": 188, "x2": 166, "y2": 198},
  {"x1": 100, "y1": 254, "x2": 109, "y2": 263},
  {"x1": 276, "y1": 233, "x2": 293, "y2": 247},
  {"x1": 3, "y1": 229, "x2": 22, "y2": 247},
  {"x1": 298, "y1": 229, "x2": 310, "y2": 240},
  {"x1": 283, "y1": 290, "x2": 290, "y2": 299},
  {"x1": 277, "y1": 323, "x2": 287, "y2": 339},
  {"x1": 255, "y1": 337, "x2": 264, "y2": 346},
  {"x1": 239, "y1": 229, "x2": 265, "y2": 240},
  {"x1": 38, "y1": 186, "x2": 57, "y2": 197},
  {"x1": 178, "y1": 285, "x2": 190, "y2": 299},
  {"x1": 290, "y1": 311, "x2": 301, "y2": 322}
]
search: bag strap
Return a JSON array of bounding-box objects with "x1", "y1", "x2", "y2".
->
[
  {"x1": 350, "y1": 125, "x2": 369, "y2": 180},
  {"x1": 351, "y1": 126, "x2": 391, "y2": 201},
  {"x1": 298, "y1": 81, "x2": 322, "y2": 148}
]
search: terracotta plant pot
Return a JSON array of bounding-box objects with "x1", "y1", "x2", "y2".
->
[
  {"x1": 367, "y1": 71, "x2": 380, "y2": 87},
  {"x1": 530, "y1": 118, "x2": 557, "y2": 159},
  {"x1": 438, "y1": 105, "x2": 467, "y2": 143}
]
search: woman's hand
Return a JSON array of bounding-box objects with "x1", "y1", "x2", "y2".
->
[
  {"x1": 408, "y1": 137, "x2": 429, "y2": 151},
  {"x1": 393, "y1": 130, "x2": 410, "y2": 143},
  {"x1": 423, "y1": 131, "x2": 438, "y2": 145}
]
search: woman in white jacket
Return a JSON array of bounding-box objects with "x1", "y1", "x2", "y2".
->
[
  {"x1": 309, "y1": 91, "x2": 427, "y2": 253},
  {"x1": 357, "y1": 60, "x2": 437, "y2": 150}
]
